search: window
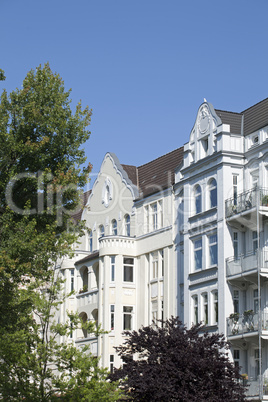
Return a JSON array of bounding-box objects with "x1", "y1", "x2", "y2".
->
[
  {"x1": 110, "y1": 305, "x2": 115, "y2": 331},
  {"x1": 123, "y1": 257, "x2": 134, "y2": 282},
  {"x1": 209, "y1": 179, "x2": 217, "y2": 208},
  {"x1": 110, "y1": 355, "x2": 114, "y2": 373},
  {"x1": 202, "y1": 293, "x2": 208, "y2": 325},
  {"x1": 233, "y1": 350, "x2": 240, "y2": 369},
  {"x1": 212, "y1": 291, "x2": 218, "y2": 324},
  {"x1": 125, "y1": 214, "x2": 130, "y2": 236},
  {"x1": 111, "y1": 219, "x2": 117, "y2": 236},
  {"x1": 255, "y1": 349, "x2": 260, "y2": 379},
  {"x1": 234, "y1": 290, "x2": 239, "y2": 313},
  {"x1": 194, "y1": 185, "x2": 202, "y2": 214},
  {"x1": 111, "y1": 256, "x2": 115, "y2": 282},
  {"x1": 152, "y1": 202, "x2": 158, "y2": 231},
  {"x1": 253, "y1": 289, "x2": 258, "y2": 314},
  {"x1": 253, "y1": 231, "x2": 258, "y2": 255},
  {"x1": 152, "y1": 300, "x2": 158, "y2": 323},
  {"x1": 192, "y1": 295, "x2": 198, "y2": 325},
  {"x1": 161, "y1": 300, "x2": 164, "y2": 325},
  {"x1": 208, "y1": 233, "x2": 217, "y2": 266},
  {"x1": 144, "y1": 201, "x2": 163, "y2": 233},
  {"x1": 88, "y1": 230, "x2": 93, "y2": 252},
  {"x1": 70, "y1": 268, "x2": 74, "y2": 292},
  {"x1": 233, "y1": 176, "x2": 238, "y2": 206},
  {"x1": 99, "y1": 225, "x2": 105, "y2": 238},
  {"x1": 202, "y1": 137, "x2": 209, "y2": 156},
  {"x1": 194, "y1": 238, "x2": 202, "y2": 270},
  {"x1": 234, "y1": 232, "x2": 239, "y2": 260},
  {"x1": 145, "y1": 205, "x2": 149, "y2": 233},
  {"x1": 123, "y1": 306, "x2": 133, "y2": 330},
  {"x1": 152, "y1": 252, "x2": 158, "y2": 279},
  {"x1": 160, "y1": 250, "x2": 164, "y2": 277}
]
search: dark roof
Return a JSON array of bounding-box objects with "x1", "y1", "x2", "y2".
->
[
  {"x1": 215, "y1": 109, "x2": 242, "y2": 135},
  {"x1": 71, "y1": 189, "x2": 91, "y2": 222},
  {"x1": 121, "y1": 164, "x2": 138, "y2": 187},
  {"x1": 214, "y1": 97, "x2": 268, "y2": 136},
  {"x1": 75, "y1": 250, "x2": 99, "y2": 265},
  {"x1": 242, "y1": 97, "x2": 268, "y2": 135},
  {"x1": 136, "y1": 147, "x2": 184, "y2": 198}
]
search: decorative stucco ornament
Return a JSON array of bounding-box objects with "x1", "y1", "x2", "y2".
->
[
  {"x1": 102, "y1": 177, "x2": 113, "y2": 207},
  {"x1": 198, "y1": 104, "x2": 210, "y2": 135}
]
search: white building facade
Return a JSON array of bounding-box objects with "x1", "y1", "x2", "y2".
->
[
  {"x1": 175, "y1": 98, "x2": 268, "y2": 401},
  {"x1": 58, "y1": 97, "x2": 268, "y2": 400}
]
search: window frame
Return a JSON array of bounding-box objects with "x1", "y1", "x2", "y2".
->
[
  {"x1": 208, "y1": 233, "x2": 218, "y2": 266},
  {"x1": 110, "y1": 256, "x2": 115, "y2": 282},
  {"x1": 123, "y1": 305, "x2": 133, "y2": 331},
  {"x1": 194, "y1": 238, "x2": 202, "y2": 271},
  {"x1": 209, "y1": 178, "x2": 217, "y2": 208},
  {"x1": 123, "y1": 257, "x2": 134, "y2": 283},
  {"x1": 125, "y1": 214, "x2": 130, "y2": 236},
  {"x1": 194, "y1": 185, "x2": 202, "y2": 214},
  {"x1": 88, "y1": 230, "x2": 93, "y2": 252},
  {"x1": 111, "y1": 219, "x2": 117, "y2": 236}
]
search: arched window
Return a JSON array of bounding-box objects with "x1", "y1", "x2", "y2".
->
[
  {"x1": 209, "y1": 179, "x2": 217, "y2": 208},
  {"x1": 111, "y1": 219, "x2": 117, "y2": 235},
  {"x1": 194, "y1": 185, "x2": 202, "y2": 214},
  {"x1": 99, "y1": 224, "x2": 104, "y2": 238},
  {"x1": 125, "y1": 214, "x2": 130, "y2": 236},
  {"x1": 88, "y1": 230, "x2": 93, "y2": 252}
]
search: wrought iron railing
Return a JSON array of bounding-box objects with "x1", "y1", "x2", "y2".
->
[
  {"x1": 225, "y1": 187, "x2": 268, "y2": 218},
  {"x1": 227, "y1": 311, "x2": 268, "y2": 337}
]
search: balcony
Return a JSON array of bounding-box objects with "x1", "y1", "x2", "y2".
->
[
  {"x1": 76, "y1": 289, "x2": 98, "y2": 308},
  {"x1": 226, "y1": 250, "x2": 268, "y2": 280},
  {"x1": 227, "y1": 311, "x2": 268, "y2": 338},
  {"x1": 225, "y1": 187, "x2": 268, "y2": 230}
]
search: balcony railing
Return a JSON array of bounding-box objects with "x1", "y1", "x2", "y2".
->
[
  {"x1": 76, "y1": 289, "x2": 98, "y2": 308},
  {"x1": 226, "y1": 250, "x2": 268, "y2": 278},
  {"x1": 226, "y1": 250, "x2": 268, "y2": 277},
  {"x1": 225, "y1": 187, "x2": 268, "y2": 218},
  {"x1": 227, "y1": 311, "x2": 268, "y2": 337}
]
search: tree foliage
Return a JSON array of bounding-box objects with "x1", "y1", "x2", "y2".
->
[
  {"x1": 0, "y1": 63, "x2": 92, "y2": 226},
  {"x1": 0, "y1": 65, "x2": 121, "y2": 400},
  {"x1": 110, "y1": 317, "x2": 246, "y2": 402}
]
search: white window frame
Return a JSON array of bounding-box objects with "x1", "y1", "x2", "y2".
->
[
  {"x1": 194, "y1": 238, "x2": 202, "y2": 271},
  {"x1": 110, "y1": 305, "x2": 115, "y2": 331},
  {"x1": 125, "y1": 214, "x2": 130, "y2": 236},
  {"x1": 110, "y1": 256, "x2": 115, "y2": 282},
  {"x1": 192, "y1": 295, "x2": 198, "y2": 325},
  {"x1": 212, "y1": 290, "x2": 218, "y2": 324},
  {"x1": 202, "y1": 292, "x2": 208, "y2": 325},
  {"x1": 70, "y1": 268, "x2": 74, "y2": 292},
  {"x1": 208, "y1": 233, "x2": 218, "y2": 267},
  {"x1": 123, "y1": 305, "x2": 134, "y2": 331},
  {"x1": 144, "y1": 200, "x2": 163, "y2": 233},
  {"x1": 209, "y1": 178, "x2": 217, "y2": 208},
  {"x1": 194, "y1": 185, "x2": 202, "y2": 214},
  {"x1": 111, "y1": 219, "x2": 117, "y2": 236},
  {"x1": 88, "y1": 230, "x2": 93, "y2": 252},
  {"x1": 123, "y1": 257, "x2": 134, "y2": 283}
]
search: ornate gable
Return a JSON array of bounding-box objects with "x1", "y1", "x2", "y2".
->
[{"x1": 188, "y1": 101, "x2": 222, "y2": 163}]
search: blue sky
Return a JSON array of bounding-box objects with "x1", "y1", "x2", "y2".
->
[{"x1": 1, "y1": 0, "x2": 268, "y2": 189}]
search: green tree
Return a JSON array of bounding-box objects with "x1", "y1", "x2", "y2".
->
[
  {"x1": 0, "y1": 62, "x2": 92, "y2": 226},
  {"x1": 0, "y1": 65, "x2": 121, "y2": 400},
  {"x1": 0, "y1": 244, "x2": 121, "y2": 401}
]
